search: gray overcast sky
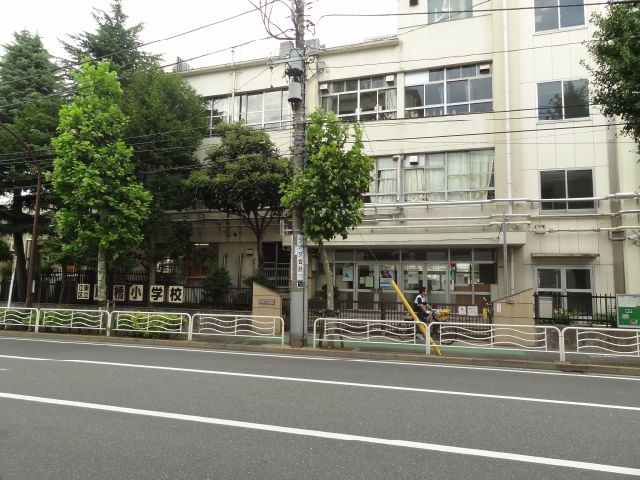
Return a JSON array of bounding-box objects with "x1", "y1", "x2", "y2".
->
[{"x1": 0, "y1": 0, "x2": 397, "y2": 68}]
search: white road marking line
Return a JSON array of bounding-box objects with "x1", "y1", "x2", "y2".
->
[
  {"x1": 1, "y1": 392, "x2": 638, "y2": 476},
  {"x1": 1, "y1": 335, "x2": 639, "y2": 382},
  {"x1": 1, "y1": 354, "x2": 639, "y2": 412}
]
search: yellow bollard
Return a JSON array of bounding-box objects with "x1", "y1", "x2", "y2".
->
[{"x1": 389, "y1": 280, "x2": 442, "y2": 356}]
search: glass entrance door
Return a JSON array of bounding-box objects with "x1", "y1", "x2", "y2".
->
[{"x1": 356, "y1": 264, "x2": 376, "y2": 308}]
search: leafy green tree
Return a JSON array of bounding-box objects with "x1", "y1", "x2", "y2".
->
[
  {"x1": 585, "y1": 3, "x2": 640, "y2": 153},
  {"x1": 202, "y1": 265, "x2": 232, "y2": 305},
  {"x1": 281, "y1": 109, "x2": 374, "y2": 311},
  {"x1": 49, "y1": 61, "x2": 152, "y2": 301},
  {"x1": 187, "y1": 123, "x2": 292, "y2": 271},
  {"x1": 62, "y1": 0, "x2": 159, "y2": 80},
  {"x1": 0, "y1": 31, "x2": 62, "y2": 300}
]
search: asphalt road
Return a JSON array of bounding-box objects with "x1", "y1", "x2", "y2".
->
[{"x1": 1, "y1": 335, "x2": 639, "y2": 479}]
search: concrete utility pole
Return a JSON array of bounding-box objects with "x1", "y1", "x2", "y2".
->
[
  {"x1": 0, "y1": 121, "x2": 41, "y2": 307},
  {"x1": 287, "y1": 0, "x2": 307, "y2": 347}
]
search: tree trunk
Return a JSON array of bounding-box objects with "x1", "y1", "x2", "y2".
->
[
  {"x1": 319, "y1": 240, "x2": 334, "y2": 312},
  {"x1": 97, "y1": 246, "x2": 107, "y2": 304},
  {"x1": 255, "y1": 232, "x2": 264, "y2": 273},
  {"x1": 12, "y1": 231, "x2": 26, "y2": 302}
]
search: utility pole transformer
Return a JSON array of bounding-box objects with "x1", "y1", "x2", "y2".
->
[{"x1": 286, "y1": 0, "x2": 308, "y2": 347}]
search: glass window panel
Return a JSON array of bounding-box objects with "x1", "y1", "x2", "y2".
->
[
  {"x1": 247, "y1": 93, "x2": 262, "y2": 112},
  {"x1": 461, "y1": 65, "x2": 477, "y2": 78},
  {"x1": 470, "y1": 77, "x2": 492, "y2": 100},
  {"x1": 425, "y1": 107, "x2": 444, "y2": 117},
  {"x1": 566, "y1": 268, "x2": 591, "y2": 290},
  {"x1": 263, "y1": 109, "x2": 281, "y2": 123},
  {"x1": 331, "y1": 81, "x2": 345, "y2": 93},
  {"x1": 379, "y1": 88, "x2": 396, "y2": 111},
  {"x1": 451, "y1": 249, "x2": 472, "y2": 261},
  {"x1": 560, "y1": 0, "x2": 584, "y2": 28},
  {"x1": 263, "y1": 91, "x2": 281, "y2": 110},
  {"x1": 447, "y1": 80, "x2": 468, "y2": 103},
  {"x1": 450, "y1": 0, "x2": 473, "y2": 20},
  {"x1": 474, "y1": 249, "x2": 496, "y2": 261},
  {"x1": 360, "y1": 78, "x2": 372, "y2": 90},
  {"x1": 322, "y1": 96, "x2": 338, "y2": 114},
  {"x1": 246, "y1": 111, "x2": 262, "y2": 125},
  {"x1": 538, "y1": 268, "x2": 561, "y2": 289},
  {"x1": 429, "y1": 69, "x2": 445, "y2": 82},
  {"x1": 537, "y1": 81, "x2": 563, "y2": 120},
  {"x1": 403, "y1": 265, "x2": 424, "y2": 290},
  {"x1": 360, "y1": 91, "x2": 377, "y2": 112},
  {"x1": 425, "y1": 83, "x2": 444, "y2": 105},
  {"x1": 541, "y1": 170, "x2": 567, "y2": 210},
  {"x1": 345, "y1": 79, "x2": 358, "y2": 91},
  {"x1": 335, "y1": 250, "x2": 354, "y2": 261},
  {"x1": 426, "y1": 250, "x2": 448, "y2": 262},
  {"x1": 338, "y1": 93, "x2": 357, "y2": 115},
  {"x1": 426, "y1": 264, "x2": 448, "y2": 292},
  {"x1": 567, "y1": 169, "x2": 594, "y2": 209},
  {"x1": 447, "y1": 104, "x2": 469, "y2": 115},
  {"x1": 407, "y1": 108, "x2": 425, "y2": 118},
  {"x1": 564, "y1": 79, "x2": 589, "y2": 119},
  {"x1": 371, "y1": 77, "x2": 385, "y2": 88},
  {"x1": 212, "y1": 97, "x2": 229, "y2": 115},
  {"x1": 470, "y1": 102, "x2": 493, "y2": 113},
  {"x1": 535, "y1": 0, "x2": 559, "y2": 31},
  {"x1": 426, "y1": 153, "x2": 445, "y2": 168},
  {"x1": 335, "y1": 263, "x2": 355, "y2": 290},
  {"x1": 446, "y1": 66, "x2": 462, "y2": 80},
  {"x1": 427, "y1": 0, "x2": 448, "y2": 23},
  {"x1": 476, "y1": 263, "x2": 497, "y2": 284}
]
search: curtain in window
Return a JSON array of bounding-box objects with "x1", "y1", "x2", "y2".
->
[
  {"x1": 405, "y1": 169, "x2": 426, "y2": 201},
  {"x1": 468, "y1": 149, "x2": 494, "y2": 200},
  {"x1": 447, "y1": 150, "x2": 494, "y2": 200},
  {"x1": 376, "y1": 169, "x2": 397, "y2": 203},
  {"x1": 383, "y1": 89, "x2": 397, "y2": 112}
]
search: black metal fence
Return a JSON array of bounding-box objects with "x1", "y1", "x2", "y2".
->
[
  {"x1": 282, "y1": 298, "x2": 492, "y2": 331},
  {"x1": 534, "y1": 293, "x2": 616, "y2": 327},
  {"x1": 19, "y1": 270, "x2": 253, "y2": 309}
]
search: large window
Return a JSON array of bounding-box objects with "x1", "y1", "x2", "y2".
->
[
  {"x1": 405, "y1": 64, "x2": 492, "y2": 117},
  {"x1": 540, "y1": 169, "x2": 594, "y2": 211},
  {"x1": 536, "y1": 266, "x2": 593, "y2": 315},
  {"x1": 321, "y1": 76, "x2": 397, "y2": 121},
  {"x1": 367, "y1": 157, "x2": 398, "y2": 204},
  {"x1": 534, "y1": 0, "x2": 585, "y2": 32},
  {"x1": 205, "y1": 90, "x2": 291, "y2": 132},
  {"x1": 537, "y1": 79, "x2": 589, "y2": 120},
  {"x1": 404, "y1": 149, "x2": 495, "y2": 202},
  {"x1": 427, "y1": 0, "x2": 473, "y2": 23}
]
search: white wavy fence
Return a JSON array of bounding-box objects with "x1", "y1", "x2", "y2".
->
[
  {"x1": 111, "y1": 311, "x2": 190, "y2": 336},
  {"x1": 562, "y1": 327, "x2": 640, "y2": 360},
  {"x1": 191, "y1": 314, "x2": 284, "y2": 344},
  {"x1": 0, "y1": 307, "x2": 38, "y2": 329},
  {"x1": 37, "y1": 308, "x2": 109, "y2": 333},
  {"x1": 313, "y1": 318, "x2": 420, "y2": 347},
  {"x1": 427, "y1": 322, "x2": 561, "y2": 356}
]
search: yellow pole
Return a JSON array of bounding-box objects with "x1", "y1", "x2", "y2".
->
[{"x1": 389, "y1": 280, "x2": 442, "y2": 356}]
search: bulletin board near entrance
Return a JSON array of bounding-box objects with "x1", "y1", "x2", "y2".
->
[{"x1": 616, "y1": 294, "x2": 640, "y2": 328}]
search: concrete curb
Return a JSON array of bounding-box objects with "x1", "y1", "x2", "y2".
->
[{"x1": 2, "y1": 330, "x2": 640, "y2": 377}]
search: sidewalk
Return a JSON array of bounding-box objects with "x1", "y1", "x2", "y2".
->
[{"x1": 2, "y1": 330, "x2": 640, "y2": 377}]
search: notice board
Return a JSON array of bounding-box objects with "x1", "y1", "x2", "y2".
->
[{"x1": 616, "y1": 294, "x2": 640, "y2": 328}]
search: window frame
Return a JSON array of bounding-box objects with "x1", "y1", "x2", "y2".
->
[
  {"x1": 539, "y1": 168, "x2": 595, "y2": 213},
  {"x1": 533, "y1": 0, "x2": 586, "y2": 33},
  {"x1": 405, "y1": 64, "x2": 493, "y2": 118},
  {"x1": 321, "y1": 76, "x2": 398, "y2": 122},
  {"x1": 536, "y1": 78, "x2": 590, "y2": 121},
  {"x1": 427, "y1": 0, "x2": 473, "y2": 24},
  {"x1": 205, "y1": 90, "x2": 291, "y2": 132}
]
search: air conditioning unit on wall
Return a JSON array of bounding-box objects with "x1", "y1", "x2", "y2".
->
[{"x1": 608, "y1": 230, "x2": 626, "y2": 241}]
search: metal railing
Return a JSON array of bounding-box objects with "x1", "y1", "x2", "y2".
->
[
  {"x1": 561, "y1": 326, "x2": 640, "y2": 360},
  {"x1": 37, "y1": 308, "x2": 109, "y2": 333},
  {"x1": 191, "y1": 314, "x2": 284, "y2": 344},
  {"x1": 534, "y1": 293, "x2": 616, "y2": 326},
  {"x1": 111, "y1": 311, "x2": 190, "y2": 336},
  {"x1": 426, "y1": 322, "x2": 562, "y2": 356},
  {"x1": 0, "y1": 307, "x2": 38, "y2": 329},
  {"x1": 313, "y1": 317, "x2": 421, "y2": 347}
]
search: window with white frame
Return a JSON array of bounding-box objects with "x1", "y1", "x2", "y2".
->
[
  {"x1": 204, "y1": 90, "x2": 291, "y2": 132},
  {"x1": 367, "y1": 157, "x2": 398, "y2": 204},
  {"x1": 534, "y1": 0, "x2": 585, "y2": 32},
  {"x1": 537, "y1": 79, "x2": 589, "y2": 120},
  {"x1": 540, "y1": 169, "x2": 594, "y2": 211},
  {"x1": 405, "y1": 64, "x2": 492, "y2": 118},
  {"x1": 403, "y1": 149, "x2": 495, "y2": 202},
  {"x1": 536, "y1": 266, "x2": 593, "y2": 315},
  {"x1": 321, "y1": 76, "x2": 397, "y2": 122},
  {"x1": 427, "y1": 0, "x2": 473, "y2": 23}
]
